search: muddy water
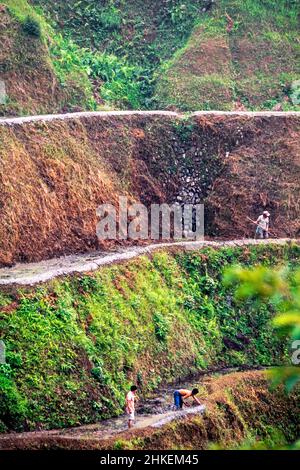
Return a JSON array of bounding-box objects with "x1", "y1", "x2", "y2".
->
[{"x1": 0, "y1": 367, "x2": 245, "y2": 444}]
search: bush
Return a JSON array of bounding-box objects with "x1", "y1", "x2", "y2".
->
[
  {"x1": 0, "y1": 376, "x2": 28, "y2": 431},
  {"x1": 22, "y1": 16, "x2": 42, "y2": 38},
  {"x1": 153, "y1": 312, "x2": 169, "y2": 342},
  {"x1": 98, "y1": 6, "x2": 122, "y2": 31}
]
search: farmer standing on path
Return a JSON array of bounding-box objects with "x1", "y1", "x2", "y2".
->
[
  {"x1": 254, "y1": 211, "x2": 270, "y2": 239},
  {"x1": 125, "y1": 385, "x2": 138, "y2": 428},
  {"x1": 173, "y1": 388, "x2": 201, "y2": 410}
]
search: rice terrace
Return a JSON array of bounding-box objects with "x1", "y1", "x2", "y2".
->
[{"x1": 0, "y1": 0, "x2": 300, "y2": 464}]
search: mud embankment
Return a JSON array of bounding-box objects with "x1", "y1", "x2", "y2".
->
[
  {"x1": 0, "y1": 111, "x2": 300, "y2": 266},
  {"x1": 1, "y1": 370, "x2": 299, "y2": 450}
]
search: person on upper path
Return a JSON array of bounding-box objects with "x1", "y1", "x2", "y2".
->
[
  {"x1": 173, "y1": 388, "x2": 201, "y2": 410},
  {"x1": 125, "y1": 385, "x2": 138, "y2": 428},
  {"x1": 255, "y1": 211, "x2": 270, "y2": 239}
]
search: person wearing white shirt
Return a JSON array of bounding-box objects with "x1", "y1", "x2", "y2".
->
[
  {"x1": 125, "y1": 385, "x2": 138, "y2": 428},
  {"x1": 255, "y1": 211, "x2": 270, "y2": 239}
]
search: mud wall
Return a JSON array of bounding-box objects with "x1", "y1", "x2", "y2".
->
[{"x1": 0, "y1": 111, "x2": 300, "y2": 265}]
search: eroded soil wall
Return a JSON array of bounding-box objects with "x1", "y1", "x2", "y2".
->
[{"x1": 0, "y1": 111, "x2": 300, "y2": 265}]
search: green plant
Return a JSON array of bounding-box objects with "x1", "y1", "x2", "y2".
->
[
  {"x1": 1, "y1": 243, "x2": 298, "y2": 431},
  {"x1": 153, "y1": 311, "x2": 170, "y2": 342},
  {"x1": 224, "y1": 264, "x2": 300, "y2": 390},
  {"x1": 22, "y1": 15, "x2": 42, "y2": 37},
  {"x1": 0, "y1": 376, "x2": 28, "y2": 431}
]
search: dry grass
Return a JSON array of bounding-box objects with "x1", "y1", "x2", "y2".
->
[
  {"x1": 205, "y1": 115, "x2": 300, "y2": 238},
  {"x1": 0, "y1": 113, "x2": 300, "y2": 266}
]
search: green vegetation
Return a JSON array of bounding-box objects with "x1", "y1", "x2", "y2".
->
[
  {"x1": 22, "y1": 15, "x2": 42, "y2": 37},
  {"x1": 1, "y1": 0, "x2": 299, "y2": 113},
  {"x1": 1, "y1": 243, "x2": 299, "y2": 432},
  {"x1": 225, "y1": 263, "x2": 300, "y2": 392},
  {"x1": 105, "y1": 370, "x2": 300, "y2": 450},
  {"x1": 224, "y1": 259, "x2": 300, "y2": 449},
  {"x1": 155, "y1": 0, "x2": 300, "y2": 110},
  {"x1": 0, "y1": 0, "x2": 98, "y2": 115},
  {"x1": 28, "y1": 0, "x2": 208, "y2": 109}
]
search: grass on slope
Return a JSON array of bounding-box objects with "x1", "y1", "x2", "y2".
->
[
  {"x1": 155, "y1": 0, "x2": 300, "y2": 110},
  {"x1": 31, "y1": 0, "x2": 300, "y2": 111},
  {"x1": 31, "y1": 0, "x2": 209, "y2": 109},
  {"x1": 2, "y1": 1, "x2": 299, "y2": 112},
  {"x1": 0, "y1": 0, "x2": 98, "y2": 115},
  {"x1": 110, "y1": 371, "x2": 300, "y2": 450}
]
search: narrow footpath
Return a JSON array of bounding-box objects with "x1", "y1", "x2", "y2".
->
[{"x1": 0, "y1": 238, "x2": 296, "y2": 286}]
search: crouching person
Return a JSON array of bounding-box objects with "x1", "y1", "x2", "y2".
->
[{"x1": 174, "y1": 388, "x2": 201, "y2": 410}]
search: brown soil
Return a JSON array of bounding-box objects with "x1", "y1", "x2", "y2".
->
[
  {"x1": 231, "y1": 35, "x2": 300, "y2": 107},
  {"x1": 205, "y1": 115, "x2": 300, "y2": 238},
  {"x1": 155, "y1": 7, "x2": 300, "y2": 111},
  {"x1": 0, "y1": 112, "x2": 300, "y2": 266},
  {"x1": 173, "y1": 33, "x2": 232, "y2": 76},
  {"x1": 111, "y1": 370, "x2": 299, "y2": 450}
]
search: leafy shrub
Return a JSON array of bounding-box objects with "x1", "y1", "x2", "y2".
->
[
  {"x1": 0, "y1": 376, "x2": 28, "y2": 431},
  {"x1": 199, "y1": 275, "x2": 218, "y2": 295},
  {"x1": 153, "y1": 312, "x2": 169, "y2": 342},
  {"x1": 91, "y1": 366, "x2": 105, "y2": 383},
  {"x1": 98, "y1": 5, "x2": 122, "y2": 31},
  {"x1": 22, "y1": 16, "x2": 42, "y2": 37},
  {"x1": 50, "y1": 33, "x2": 144, "y2": 109},
  {"x1": 78, "y1": 275, "x2": 99, "y2": 293},
  {"x1": 81, "y1": 51, "x2": 144, "y2": 109},
  {"x1": 224, "y1": 264, "x2": 300, "y2": 390}
]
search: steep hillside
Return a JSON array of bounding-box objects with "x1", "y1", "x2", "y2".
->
[
  {"x1": 0, "y1": 112, "x2": 300, "y2": 266},
  {"x1": 33, "y1": 0, "x2": 300, "y2": 111},
  {"x1": 101, "y1": 371, "x2": 300, "y2": 451},
  {"x1": 1, "y1": 371, "x2": 300, "y2": 449},
  {"x1": 0, "y1": 1, "x2": 96, "y2": 116},
  {"x1": 1, "y1": 1, "x2": 299, "y2": 114},
  {"x1": 155, "y1": 0, "x2": 300, "y2": 111},
  {"x1": 0, "y1": 243, "x2": 298, "y2": 432}
]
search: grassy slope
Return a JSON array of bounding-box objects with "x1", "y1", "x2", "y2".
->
[
  {"x1": 32, "y1": 0, "x2": 300, "y2": 111},
  {"x1": 31, "y1": 0, "x2": 207, "y2": 108},
  {"x1": 0, "y1": 1, "x2": 96, "y2": 116},
  {"x1": 155, "y1": 0, "x2": 300, "y2": 110},
  {"x1": 1, "y1": 243, "x2": 299, "y2": 432},
  {"x1": 2, "y1": 1, "x2": 299, "y2": 112}
]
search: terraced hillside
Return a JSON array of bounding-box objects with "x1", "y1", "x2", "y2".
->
[
  {"x1": 1, "y1": 1, "x2": 299, "y2": 114},
  {"x1": 0, "y1": 1, "x2": 97, "y2": 116},
  {"x1": 155, "y1": 0, "x2": 300, "y2": 111},
  {"x1": 1, "y1": 242, "x2": 299, "y2": 434},
  {"x1": 0, "y1": 111, "x2": 300, "y2": 266},
  {"x1": 0, "y1": 0, "x2": 300, "y2": 454}
]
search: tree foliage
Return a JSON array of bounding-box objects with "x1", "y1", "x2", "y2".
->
[{"x1": 224, "y1": 265, "x2": 300, "y2": 391}]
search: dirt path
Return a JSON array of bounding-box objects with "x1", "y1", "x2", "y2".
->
[
  {"x1": 1, "y1": 110, "x2": 300, "y2": 126},
  {"x1": 0, "y1": 239, "x2": 296, "y2": 286}
]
